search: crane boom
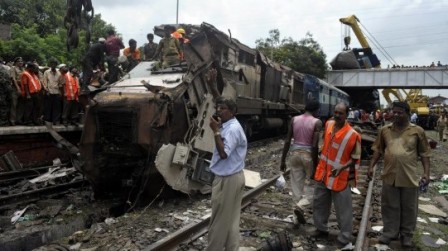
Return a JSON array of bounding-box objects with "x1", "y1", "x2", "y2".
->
[{"x1": 339, "y1": 15, "x2": 370, "y2": 49}]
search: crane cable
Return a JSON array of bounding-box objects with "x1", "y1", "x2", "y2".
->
[{"x1": 358, "y1": 22, "x2": 399, "y2": 67}]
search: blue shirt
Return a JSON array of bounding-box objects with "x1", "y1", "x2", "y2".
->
[{"x1": 210, "y1": 117, "x2": 247, "y2": 176}]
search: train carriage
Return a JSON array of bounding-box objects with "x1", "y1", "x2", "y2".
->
[{"x1": 75, "y1": 22, "x2": 351, "y2": 199}]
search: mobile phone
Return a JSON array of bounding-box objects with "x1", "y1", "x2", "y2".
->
[{"x1": 212, "y1": 113, "x2": 219, "y2": 120}]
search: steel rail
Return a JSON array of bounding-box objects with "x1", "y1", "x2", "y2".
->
[
  {"x1": 0, "y1": 180, "x2": 87, "y2": 209},
  {"x1": 0, "y1": 165, "x2": 68, "y2": 185},
  {"x1": 144, "y1": 170, "x2": 290, "y2": 251},
  {"x1": 354, "y1": 160, "x2": 378, "y2": 250}
]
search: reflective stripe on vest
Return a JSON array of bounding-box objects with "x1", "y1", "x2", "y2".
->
[
  {"x1": 64, "y1": 74, "x2": 78, "y2": 100},
  {"x1": 314, "y1": 120, "x2": 360, "y2": 191},
  {"x1": 22, "y1": 71, "x2": 40, "y2": 93},
  {"x1": 324, "y1": 129, "x2": 354, "y2": 189}
]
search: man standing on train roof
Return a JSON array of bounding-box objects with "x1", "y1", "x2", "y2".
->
[
  {"x1": 105, "y1": 29, "x2": 125, "y2": 83},
  {"x1": 123, "y1": 38, "x2": 141, "y2": 72},
  {"x1": 143, "y1": 33, "x2": 158, "y2": 61},
  {"x1": 310, "y1": 102, "x2": 361, "y2": 249},
  {"x1": 207, "y1": 74, "x2": 247, "y2": 250},
  {"x1": 280, "y1": 99, "x2": 322, "y2": 226},
  {"x1": 368, "y1": 101, "x2": 430, "y2": 248},
  {"x1": 81, "y1": 37, "x2": 107, "y2": 91},
  {"x1": 152, "y1": 25, "x2": 182, "y2": 68}
]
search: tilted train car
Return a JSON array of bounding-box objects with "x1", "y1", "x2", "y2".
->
[{"x1": 78, "y1": 23, "x2": 350, "y2": 198}]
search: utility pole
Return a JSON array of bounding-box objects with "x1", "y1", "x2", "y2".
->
[{"x1": 176, "y1": 0, "x2": 179, "y2": 24}]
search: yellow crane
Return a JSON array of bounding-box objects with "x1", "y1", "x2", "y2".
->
[
  {"x1": 340, "y1": 15, "x2": 370, "y2": 50},
  {"x1": 335, "y1": 14, "x2": 438, "y2": 128}
]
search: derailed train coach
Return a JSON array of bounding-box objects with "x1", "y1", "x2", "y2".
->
[{"x1": 79, "y1": 23, "x2": 349, "y2": 198}]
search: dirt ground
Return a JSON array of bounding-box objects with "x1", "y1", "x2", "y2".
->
[{"x1": 410, "y1": 130, "x2": 448, "y2": 250}]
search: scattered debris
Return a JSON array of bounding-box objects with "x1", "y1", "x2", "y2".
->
[
  {"x1": 421, "y1": 235, "x2": 441, "y2": 248},
  {"x1": 417, "y1": 217, "x2": 428, "y2": 223},
  {"x1": 419, "y1": 196, "x2": 431, "y2": 202},
  {"x1": 11, "y1": 206, "x2": 29, "y2": 224},
  {"x1": 373, "y1": 244, "x2": 390, "y2": 250},
  {"x1": 29, "y1": 167, "x2": 77, "y2": 184},
  {"x1": 419, "y1": 204, "x2": 447, "y2": 217},
  {"x1": 371, "y1": 226, "x2": 383, "y2": 231},
  {"x1": 244, "y1": 169, "x2": 262, "y2": 188},
  {"x1": 436, "y1": 238, "x2": 447, "y2": 245},
  {"x1": 275, "y1": 175, "x2": 286, "y2": 190},
  {"x1": 428, "y1": 217, "x2": 439, "y2": 223},
  {"x1": 0, "y1": 150, "x2": 23, "y2": 171},
  {"x1": 104, "y1": 218, "x2": 117, "y2": 225},
  {"x1": 351, "y1": 187, "x2": 361, "y2": 195}
]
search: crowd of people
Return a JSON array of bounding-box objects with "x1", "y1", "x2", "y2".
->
[
  {"x1": 0, "y1": 57, "x2": 81, "y2": 127},
  {"x1": 279, "y1": 100, "x2": 430, "y2": 249},
  {"x1": 0, "y1": 25, "x2": 433, "y2": 249},
  {"x1": 204, "y1": 91, "x2": 431, "y2": 250},
  {"x1": 388, "y1": 60, "x2": 446, "y2": 69},
  {"x1": 0, "y1": 25, "x2": 191, "y2": 127}
]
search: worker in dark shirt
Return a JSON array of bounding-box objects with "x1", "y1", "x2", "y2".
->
[
  {"x1": 143, "y1": 33, "x2": 158, "y2": 61},
  {"x1": 81, "y1": 37, "x2": 107, "y2": 91}
]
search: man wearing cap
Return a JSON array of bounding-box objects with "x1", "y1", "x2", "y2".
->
[
  {"x1": 9, "y1": 57, "x2": 24, "y2": 125},
  {"x1": 143, "y1": 33, "x2": 158, "y2": 61},
  {"x1": 81, "y1": 37, "x2": 107, "y2": 91},
  {"x1": 152, "y1": 25, "x2": 182, "y2": 68}
]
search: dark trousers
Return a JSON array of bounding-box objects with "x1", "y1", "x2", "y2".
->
[
  {"x1": 381, "y1": 183, "x2": 419, "y2": 239},
  {"x1": 81, "y1": 57, "x2": 97, "y2": 90},
  {"x1": 62, "y1": 99, "x2": 79, "y2": 124},
  {"x1": 23, "y1": 93, "x2": 42, "y2": 125},
  {"x1": 106, "y1": 56, "x2": 119, "y2": 83},
  {"x1": 43, "y1": 94, "x2": 62, "y2": 124}
]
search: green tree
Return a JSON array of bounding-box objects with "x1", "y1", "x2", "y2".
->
[
  {"x1": 0, "y1": 0, "x2": 115, "y2": 66},
  {"x1": 255, "y1": 30, "x2": 328, "y2": 78}
]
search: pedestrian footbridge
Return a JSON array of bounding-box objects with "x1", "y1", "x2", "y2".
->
[{"x1": 326, "y1": 67, "x2": 448, "y2": 89}]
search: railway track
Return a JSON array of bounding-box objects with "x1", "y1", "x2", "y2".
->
[
  {"x1": 142, "y1": 159, "x2": 382, "y2": 250},
  {"x1": 0, "y1": 164, "x2": 88, "y2": 211},
  {"x1": 0, "y1": 164, "x2": 69, "y2": 186},
  {"x1": 2, "y1": 134, "x2": 387, "y2": 251}
]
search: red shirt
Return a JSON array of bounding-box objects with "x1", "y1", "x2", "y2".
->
[{"x1": 105, "y1": 35, "x2": 125, "y2": 57}]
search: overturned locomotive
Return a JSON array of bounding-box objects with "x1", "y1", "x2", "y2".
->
[{"x1": 78, "y1": 23, "x2": 350, "y2": 198}]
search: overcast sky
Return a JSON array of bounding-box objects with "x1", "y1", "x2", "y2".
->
[{"x1": 93, "y1": 0, "x2": 448, "y2": 99}]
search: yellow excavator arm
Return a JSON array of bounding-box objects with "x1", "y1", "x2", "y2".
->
[
  {"x1": 339, "y1": 15, "x2": 370, "y2": 49},
  {"x1": 381, "y1": 89, "x2": 405, "y2": 106}
]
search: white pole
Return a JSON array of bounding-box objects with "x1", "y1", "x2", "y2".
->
[{"x1": 176, "y1": 0, "x2": 179, "y2": 24}]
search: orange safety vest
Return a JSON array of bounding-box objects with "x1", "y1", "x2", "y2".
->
[
  {"x1": 64, "y1": 73, "x2": 79, "y2": 101},
  {"x1": 314, "y1": 120, "x2": 361, "y2": 192},
  {"x1": 21, "y1": 70, "x2": 41, "y2": 96}
]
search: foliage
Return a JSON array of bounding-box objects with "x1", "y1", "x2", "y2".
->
[
  {"x1": 255, "y1": 29, "x2": 328, "y2": 78},
  {"x1": 0, "y1": 0, "x2": 115, "y2": 67}
]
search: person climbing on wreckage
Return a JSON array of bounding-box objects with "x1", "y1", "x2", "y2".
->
[{"x1": 151, "y1": 25, "x2": 182, "y2": 69}]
